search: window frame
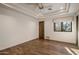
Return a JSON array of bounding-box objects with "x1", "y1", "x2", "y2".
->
[{"x1": 54, "y1": 22, "x2": 72, "y2": 32}]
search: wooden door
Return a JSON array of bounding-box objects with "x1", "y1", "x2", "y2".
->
[{"x1": 39, "y1": 21, "x2": 44, "y2": 39}]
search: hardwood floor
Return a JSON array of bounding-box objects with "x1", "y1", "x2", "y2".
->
[{"x1": 0, "y1": 39, "x2": 78, "y2": 55}]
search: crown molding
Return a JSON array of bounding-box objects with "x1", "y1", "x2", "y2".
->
[
  {"x1": 1, "y1": 3, "x2": 76, "y2": 19},
  {"x1": 44, "y1": 3, "x2": 70, "y2": 16},
  {"x1": 1, "y1": 3, "x2": 38, "y2": 19}
]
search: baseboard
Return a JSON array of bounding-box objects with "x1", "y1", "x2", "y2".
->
[
  {"x1": 45, "y1": 39, "x2": 76, "y2": 45},
  {"x1": 0, "y1": 38, "x2": 38, "y2": 51}
]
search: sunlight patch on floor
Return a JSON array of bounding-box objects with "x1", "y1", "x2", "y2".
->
[
  {"x1": 64, "y1": 47, "x2": 74, "y2": 55},
  {"x1": 70, "y1": 48, "x2": 79, "y2": 55}
]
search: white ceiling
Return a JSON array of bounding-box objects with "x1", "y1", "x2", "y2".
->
[{"x1": 1, "y1": 3, "x2": 79, "y2": 18}]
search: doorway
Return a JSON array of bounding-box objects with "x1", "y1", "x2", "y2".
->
[
  {"x1": 76, "y1": 16, "x2": 78, "y2": 46},
  {"x1": 39, "y1": 21, "x2": 44, "y2": 39}
]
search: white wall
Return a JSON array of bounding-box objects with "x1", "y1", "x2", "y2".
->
[
  {"x1": 0, "y1": 4, "x2": 38, "y2": 50},
  {"x1": 44, "y1": 16, "x2": 76, "y2": 44}
]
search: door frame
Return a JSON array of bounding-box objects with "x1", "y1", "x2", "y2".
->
[{"x1": 76, "y1": 16, "x2": 78, "y2": 46}]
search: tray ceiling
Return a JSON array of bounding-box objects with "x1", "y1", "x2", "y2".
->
[{"x1": 1, "y1": 3, "x2": 79, "y2": 18}]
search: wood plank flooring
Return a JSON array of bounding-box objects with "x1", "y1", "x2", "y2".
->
[{"x1": 0, "y1": 39, "x2": 78, "y2": 55}]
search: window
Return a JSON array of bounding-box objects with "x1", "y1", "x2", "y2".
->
[
  {"x1": 54, "y1": 22, "x2": 61, "y2": 32},
  {"x1": 54, "y1": 22, "x2": 72, "y2": 32}
]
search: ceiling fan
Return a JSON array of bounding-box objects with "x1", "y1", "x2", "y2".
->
[
  {"x1": 38, "y1": 3, "x2": 44, "y2": 9},
  {"x1": 38, "y1": 3, "x2": 52, "y2": 10}
]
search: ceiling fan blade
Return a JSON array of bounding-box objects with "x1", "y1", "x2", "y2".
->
[{"x1": 38, "y1": 3, "x2": 44, "y2": 9}]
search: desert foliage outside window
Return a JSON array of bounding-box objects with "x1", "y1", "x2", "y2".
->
[{"x1": 54, "y1": 21, "x2": 72, "y2": 32}]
